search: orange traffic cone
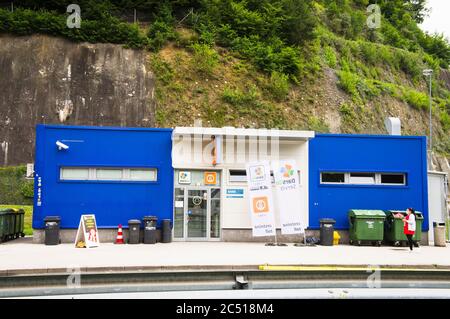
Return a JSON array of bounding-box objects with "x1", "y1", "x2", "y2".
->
[{"x1": 115, "y1": 224, "x2": 124, "y2": 244}]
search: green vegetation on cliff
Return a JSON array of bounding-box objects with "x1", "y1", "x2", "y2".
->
[{"x1": 0, "y1": 0, "x2": 449, "y2": 154}]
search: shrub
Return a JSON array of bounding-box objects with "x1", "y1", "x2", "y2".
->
[
  {"x1": 150, "y1": 55, "x2": 174, "y2": 85},
  {"x1": 148, "y1": 20, "x2": 176, "y2": 51},
  {"x1": 0, "y1": 166, "x2": 33, "y2": 205},
  {"x1": 440, "y1": 111, "x2": 450, "y2": 132},
  {"x1": 337, "y1": 70, "x2": 360, "y2": 102},
  {"x1": 323, "y1": 46, "x2": 337, "y2": 68},
  {"x1": 402, "y1": 88, "x2": 430, "y2": 110},
  {"x1": 222, "y1": 85, "x2": 258, "y2": 106},
  {"x1": 360, "y1": 41, "x2": 378, "y2": 65},
  {"x1": 0, "y1": 8, "x2": 148, "y2": 49},
  {"x1": 21, "y1": 182, "x2": 34, "y2": 198},
  {"x1": 398, "y1": 51, "x2": 422, "y2": 80},
  {"x1": 190, "y1": 43, "x2": 219, "y2": 74},
  {"x1": 267, "y1": 71, "x2": 290, "y2": 101}
]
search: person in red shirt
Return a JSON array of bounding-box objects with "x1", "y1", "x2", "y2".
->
[{"x1": 402, "y1": 208, "x2": 418, "y2": 251}]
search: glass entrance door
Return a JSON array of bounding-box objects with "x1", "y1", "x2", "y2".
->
[
  {"x1": 173, "y1": 187, "x2": 221, "y2": 241},
  {"x1": 187, "y1": 189, "x2": 208, "y2": 239}
]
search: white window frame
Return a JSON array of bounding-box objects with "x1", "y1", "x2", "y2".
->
[
  {"x1": 60, "y1": 167, "x2": 158, "y2": 182},
  {"x1": 320, "y1": 172, "x2": 406, "y2": 186},
  {"x1": 349, "y1": 172, "x2": 376, "y2": 185},
  {"x1": 228, "y1": 169, "x2": 247, "y2": 183},
  {"x1": 60, "y1": 167, "x2": 90, "y2": 181},
  {"x1": 320, "y1": 172, "x2": 346, "y2": 184},
  {"x1": 379, "y1": 173, "x2": 406, "y2": 185}
]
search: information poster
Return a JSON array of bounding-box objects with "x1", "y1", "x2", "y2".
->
[
  {"x1": 246, "y1": 161, "x2": 276, "y2": 237},
  {"x1": 272, "y1": 160, "x2": 305, "y2": 235}
]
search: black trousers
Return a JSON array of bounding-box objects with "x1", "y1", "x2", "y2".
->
[{"x1": 406, "y1": 234, "x2": 418, "y2": 250}]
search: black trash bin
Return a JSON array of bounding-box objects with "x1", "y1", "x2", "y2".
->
[
  {"x1": 319, "y1": 218, "x2": 336, "y2": 246},
  {"x1": 128, "y1": 220, "x2": 141, "y2": 244},
  {"x1": 44, "y1": 216, "x2": 61, "y2": 245},
  {"x1": 143, "y1": 216, "x2": 158, "y2": 244},
  {"x1": 161, "y1": 219, "x2": 172, "y2": 243}
]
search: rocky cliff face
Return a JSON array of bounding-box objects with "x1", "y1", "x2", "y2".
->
[{"x1": 0, "y1": 34, "x2": 155, "y2": 165}]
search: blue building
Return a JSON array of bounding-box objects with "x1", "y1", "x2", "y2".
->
[
  {"x1": 33, "y1": 125, "x2": 173, "y2": 242},
  {"x1": 309, "y1": 134, "x2": 429, "y2": 232},
  {"x1": 33, "y1": 125, "x2": 430, "y2": 243}
]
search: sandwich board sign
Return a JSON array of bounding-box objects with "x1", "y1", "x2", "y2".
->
[{"x1": 75, "y1": 214, "x2": 100, "y2": 248}]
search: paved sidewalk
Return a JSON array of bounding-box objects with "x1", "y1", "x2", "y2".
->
[{"x1": 1, "y1": 238, "x2": 450, "y2": 274}]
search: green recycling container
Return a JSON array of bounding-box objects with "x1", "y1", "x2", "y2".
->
[
  {"x1": 0, "y1": 209, "x2": 15, "y2": 242},
  {"x1": 0, "y1": 211, "x2": 8, "y2": 242},
  {"x1": 348, "y1": 210, "x2": 386, "y2": 246},
  {"x1": 384, "y1": 210, "x2": 423, "y2": 246},
  {"x1": 13, "y1": 209, "x2": 25, "y2": 238}
]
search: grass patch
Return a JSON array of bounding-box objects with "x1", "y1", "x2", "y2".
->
[
  {"x1": 0, "y1": 205, "x2": 33, "y2": 236},
  {"x1": 150, "y1": 54, "x2": 174, "y2": 86},
  {"x1": 222, "y1": 85, "x2": 259, "y2": 106},
  {"x1": 323, "y1": 45, "x2": 337, "y2": 68},
  {"x1": 401, "y1": 88, "x2": 430, "y2": 110},
  {"x1": 267, "y1": 71, "x2": 290, "y2": 101},
  {"x1": 339, "y1": 102, "x2": 360, "y2": 132},
  {"x1": 307, "y1": 116, "x2": 330, "y2": 132}
]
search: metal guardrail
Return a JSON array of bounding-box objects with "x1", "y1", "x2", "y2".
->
[{"x1": 2, "y1": 267, "x2": 450, "y2": 298}]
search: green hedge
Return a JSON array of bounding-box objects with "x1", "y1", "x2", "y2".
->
[
  {"x1": 0, "y1": 166, "x2": 34, "y2": 205},
  {"x1": 0, "y1": 8, "x2": 149, "y2": 49}
]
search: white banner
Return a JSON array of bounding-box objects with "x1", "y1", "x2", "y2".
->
[
  {"x1": 272, "y1": 160, "x2": 304, "y2": 235},
  {"x1": 246, "y1": 161, "x2": 276, "y2": 237}
]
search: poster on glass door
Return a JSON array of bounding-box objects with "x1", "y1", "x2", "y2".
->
[
  {"x1": 246, "y1": 161, "x2": 276, "y2": 237},
  {"x1": 272, "y1": 160, "x2": 304, "y2": 234}
]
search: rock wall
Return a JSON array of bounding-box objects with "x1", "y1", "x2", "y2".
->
[{"x1": 0, "y1": 34, "x2": 155, "y2": 166}]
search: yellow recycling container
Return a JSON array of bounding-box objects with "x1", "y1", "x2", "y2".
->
[{"x1": 333, "y1": 231, "x2": 340, "y2": 245}]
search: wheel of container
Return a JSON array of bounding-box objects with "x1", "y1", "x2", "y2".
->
[
  {"x1": 357, "y1": 240, "x2": 362, "y2": 246},
  {"x1": 21, "y1": 233, "x2": 25, "y2": 237},
  {"x1": 349, "y1": 240, "x2": 353, "y2": 245},
  {"x1": 377, "y1": 241, "x2": 382, "y2": 247}
]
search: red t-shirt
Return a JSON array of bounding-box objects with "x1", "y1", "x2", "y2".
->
[{"x1": 404, "y1": 215, "x2": 415, "y2": 235}]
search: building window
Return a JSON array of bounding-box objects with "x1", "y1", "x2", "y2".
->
[
  {"x1": 380, "y1": 173, "x2": 406, "y2": 185},
  {"x1": 96, "y1": 168, "x2": 123, "y2": 181},
  {"x1": 349, "y1": 173, "x2": 376, "y2": 185},
  {"x1": 321, "y1": 172, "x2": 345, "y2": 184},
  {"x1": 229, "y1": 169, "x2": 247, "y2": 183},
  {"x1": 130, "y1": 169, "x2": 157, "y2": 182},
  {"x1": 60, "y1": 167, "x2": 157, "y2": 182},
  {"x1": 320, "y1": 172, "x2": 406, "y2": 186},
  {"x1": 60, "y1": 167, "x2": 89, "y2": 180}
]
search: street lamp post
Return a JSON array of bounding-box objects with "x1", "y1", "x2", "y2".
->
[{"x1": 423, "y1": 69, "x2": 433, "y2": 151}]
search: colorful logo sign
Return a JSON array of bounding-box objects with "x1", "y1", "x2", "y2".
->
[
  {"x1": 252, "y1": 196, "x2": 269, "y2": 213},
  {"x1": 279, "y1": 164, "x2": 295, "y2": 179},
  {"x1": 204, "y1": 172, "x2": 217, "y2": 185},
  {"x1": 249, "y1": 165, "x2": 266, "y2": 182},
  {"x1": 178, "y1": 171, "x2": 191, "y2": 184}
]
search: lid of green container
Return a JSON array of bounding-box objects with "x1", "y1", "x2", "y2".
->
[
  {"x1": 0, "y1": 209, "x2": 15, "y2": 213},
  {"x1": 348, "y1": 209, "x2": 386, "y2": 218},
  {"x1": 385, "y1": 210, "x2": 424, "y2": 219}
]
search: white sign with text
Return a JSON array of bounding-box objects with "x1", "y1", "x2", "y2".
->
[{"x1": 246, "y1": 161, "x2": 276, "y2": 237}]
